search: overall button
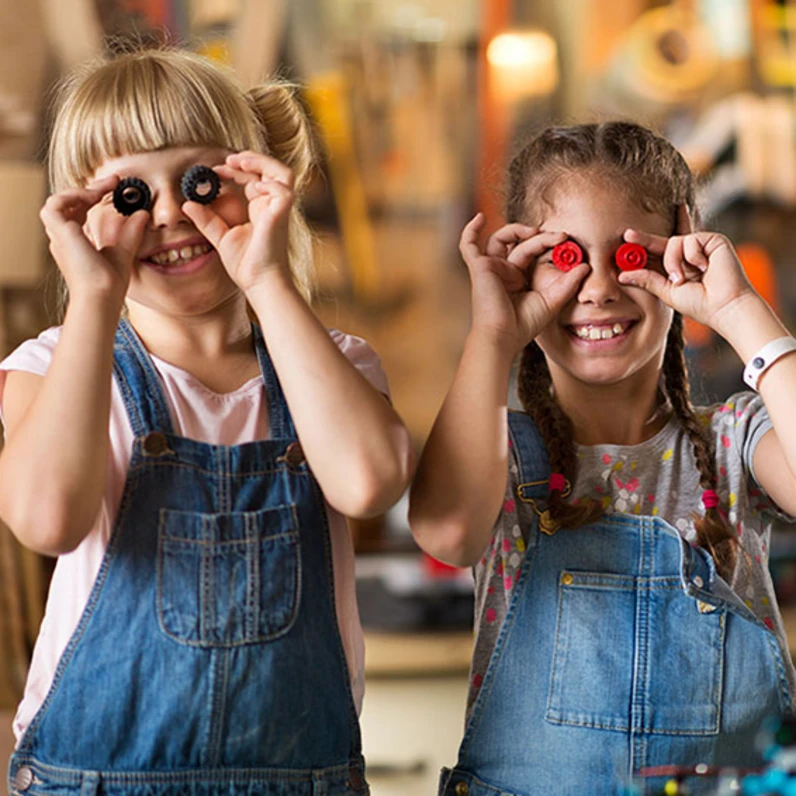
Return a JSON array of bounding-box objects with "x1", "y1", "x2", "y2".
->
[
  {"x1": 142, "y1": 431, "x2": 170, "y2": 456},
  {"x1": 454, "y1": 782, "x2": 470, "y2": 796},
  {"x1": 348, "y1": 767, "x2": 365, "y2": 791},
  {"x1": 284, "y1": 441, "x2": 305, "y2": 467},
  {"x1": 14, "y1": 766, "x2": 33, "y2": 792},
  {"x1": 693, "y1": 575, "x2": 704, "y2": 588}
]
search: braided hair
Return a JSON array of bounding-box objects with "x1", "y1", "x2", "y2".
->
[{"x1": 509, "y1": 122, "x2": 737, "y2": 579}]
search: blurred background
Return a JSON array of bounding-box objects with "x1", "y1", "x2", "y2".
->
[{"x1": 3, "y1": 0, "x2": 796, "y2": 792}]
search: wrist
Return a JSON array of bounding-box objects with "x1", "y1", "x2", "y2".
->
[
  {"x1": 465, "y1": 327, "x2": 518, "y2": 370},
  {"x1": 711, "y1": 293, "x2": 790, "y2": 362}
]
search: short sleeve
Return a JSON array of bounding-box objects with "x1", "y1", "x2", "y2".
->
[
  {"x1": 709, "y1": 390, "x2": 793, "y2": 521},
  {"x1": 329, "y1": 329, "x2": 391, "y2": 399},
  {"x1": 0, "y1": 326, "x2": 60, "y2": 428}
]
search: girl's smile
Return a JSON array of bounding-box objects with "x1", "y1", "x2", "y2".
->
[
  {"x1": 532, "y1": 173, "x2": 673, "y2": 389},
  {"x1": 86, "y1": 146, "x2": 249, "y2": 315}
]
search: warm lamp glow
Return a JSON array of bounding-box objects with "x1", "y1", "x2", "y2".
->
[{"x1": 486, "y1": 30, "x2": 559, "y2": 101}]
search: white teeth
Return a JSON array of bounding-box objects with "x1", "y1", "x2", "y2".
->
[
  {"x1": 149, "y1": 243, "x2": 212, "y2": 266},
  {"x1": 572, "y1": 322, "x2": 628, "y2": 340}
]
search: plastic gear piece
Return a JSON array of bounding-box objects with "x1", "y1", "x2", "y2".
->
[
  {"x1": 615, "y1": 242, "x2": 647, "y2": 271},
  {"x1": 181, "y1": 165, "x2": 220, "y2": 205},
  {"x1": 113, "y1": 177, "x2": 152, "y2": 216},
  {"x1": 551, "y1": 241, "x2": 583, "y2": 271}
]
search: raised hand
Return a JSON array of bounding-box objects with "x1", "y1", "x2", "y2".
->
[
  {"x1": 182, "y1": 151, "x2": 295, "y2": 293},
  {"x1": 617, "y1": 227, "x2": 757, "y2": 333},
  {"x1": 460, "y1": 213, "x2": 590, "y2": 353},
  {"x1": 42, "y1": 175, "x2": 148, "y2": 307}
]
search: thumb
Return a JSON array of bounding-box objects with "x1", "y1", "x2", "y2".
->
[
  {"x1": 182, "y1": 202, "x2": 229, "y2": 250},
  {"x1": 118, "y1": 210, "x2": 149, "y2": 255},
  {"x1": 542, "y1": 263, "x2": 590, "y2": 311}
]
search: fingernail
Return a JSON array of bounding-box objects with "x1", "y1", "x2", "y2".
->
[{"x1": 669, "y1": 273, "x2": 682, "y2": 284}]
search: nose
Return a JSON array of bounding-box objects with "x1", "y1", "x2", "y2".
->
[
  {"x1": 149, "y1": 184, "x2": 190, "y2": 228},
  {"x1": 576, "y1": 252, "x2": 622, "y2": 306}
]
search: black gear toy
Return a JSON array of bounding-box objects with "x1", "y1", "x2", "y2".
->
[
  {"x1": 113, "y1": 177, "x2": 152, "y2": 215},
  {"x1": 181, "y1": 165, "x2": 220, "y2": 204}
]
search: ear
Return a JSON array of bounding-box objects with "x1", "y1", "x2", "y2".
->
[{"x1": 675, "y1": 203, "x2": 693, "y2": 235}]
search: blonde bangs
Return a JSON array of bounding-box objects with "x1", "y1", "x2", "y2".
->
[{"x1": 49, "y1": 50, "x2": 264, "y2": 190}]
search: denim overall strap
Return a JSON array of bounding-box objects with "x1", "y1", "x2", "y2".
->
[
  {"x1": 112, "y1": 318, "x2": 175, "y2": 437},
  {"x1": 439, "y1": 411, "x2": 790, "y2": 796},
  {"x1": 253, "y1": 323, "x2": 296, "y2": 440},
  {"x1": 10, "y1": 323, "x2": 367, "y2": 795}
]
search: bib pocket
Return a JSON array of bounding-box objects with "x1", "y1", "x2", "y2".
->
[
  {"x1": 157, "y1": 505, "x2": 300, "y2": 647},
  {"x1": 546, "y1": 570, "x2": 724, "y2": 735}
]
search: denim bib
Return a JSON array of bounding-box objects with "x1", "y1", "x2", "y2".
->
[
  {"x1": 439, "y1": 412, "x2": 791, "y2": 796},
  {"x1": 8, "y1": 319, "x2": 368, "y2": 796}
]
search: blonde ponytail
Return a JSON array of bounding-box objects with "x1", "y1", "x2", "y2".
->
[{"x1": 247, "y1": 80, "x2": 317, "y2": 301}]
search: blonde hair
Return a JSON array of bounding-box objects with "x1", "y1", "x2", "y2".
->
[{"x1": 47, "y1": 45, "x2": 317, "y2": 306}]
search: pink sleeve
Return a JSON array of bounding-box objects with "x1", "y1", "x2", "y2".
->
[
  {"x1": 329, "y1": 329, "x2": 391, "y2": 399},
  {"x1": 0, "y1": 327, "x2": 60, "y2": 428}
]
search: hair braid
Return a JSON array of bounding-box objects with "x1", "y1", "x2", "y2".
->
[
  {"x1": 662, "y1": 314, "x2": 738, "y2": 579},
  {"x1": 516, "y1": 343, "x2": 602, "y2": 528}
]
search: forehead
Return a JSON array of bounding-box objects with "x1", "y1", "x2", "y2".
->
[
  {"x1": 538, "y1": 173, "x2": 671, "y2": 241},
  {"x1": 90, "y1": 146, "x2": 230, "y2": 181}
]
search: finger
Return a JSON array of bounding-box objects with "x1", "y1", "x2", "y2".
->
[
  {"x1": 117, "y1": 210, "x2": 150, "y2": 256},
  {"x1": 662, "y1": 236, "x2": 686, "y2": 285},
  {"x1": 247, "y1": 177, "x2": 295, "y2": 207},
  {"x1": 213, "y1": 163, "x2": 259, "y2": 187},
  {"x1": 85, "y1": 174, "x2": 120, "y2": 193},
  {"x1": 506, "y1": 230, "x2": 568, "y2": 266},
  {"x1": 540, "y1": 263, "x2": 592, "y2": 311},
  {"x1": 675, "y1": 203, "x2": 693, "y2": 236},
  {"x1": 459, "y1": 213, "x2": 486, "y2": 263},
  {"x1": 617, "y1": 267, "x2": 675, "y2": 302},
  {"x1": 485, "y1": 223, "x2": 538, "y2": 257},
  {"x1": 623, "y1": 228, "x2": 668, "y2": 257},
  {"x1": 225, "y1": 151, "x2": 294, "y2": 188},
  {"x1": 182, "y1": 202, "x2": 230, "y2": 249},
  {"x1": 683, "y1": 234, "x2": 709, "y2": 272}
]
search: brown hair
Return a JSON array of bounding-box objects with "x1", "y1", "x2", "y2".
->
[
  {"x1": 510, "y1": 121, "x2": 737, "y2": 579},
  {"x1": 46, "y1": 44, "x2": 317, "y2": 312}
]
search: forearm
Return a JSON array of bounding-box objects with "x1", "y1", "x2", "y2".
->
[
  {"x1": 0, "y1": 295, "x2": 120, "y2": 554},
  {"x1": 715, "y1": 293, "x2": 796, "y2": 478},
  {"x1": 247, "y1": 273, "x2": 413, "y2": 518},
  {"x1": 409, "y1": 329, "x2": 515, "y2": 567}
]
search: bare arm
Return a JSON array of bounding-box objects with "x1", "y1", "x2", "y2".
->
[
  {"x1": 0, "y1": 176, "x2": 146, "y2": 554},
  {"x1": 247, "y1": 272, "x2": 414, "y2": 519},
  {"x1": 185, "y1": 151, "x2": 414, "y2": 519},
  {"x1": 0, "y1": 298, "x2": 121, "y2": 554},
  {"x1": 619, "y1": 227, "x2": 796, "y2": 515},
  {"x1": 715, "y1": 295, "x2": 796, "y2": 516},
  {"x1": 409, "y1": 215, "x2": 589, "y2": 566}
]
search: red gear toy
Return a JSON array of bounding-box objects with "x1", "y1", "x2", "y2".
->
[
  {"x1": 551, "y1": 241, "x2": 583, "y2": 271},
  {"x1": 615, "y1": 242, "x2": 647, "y2": 271}
]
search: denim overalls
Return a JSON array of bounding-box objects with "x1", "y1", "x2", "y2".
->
[
  {"x1": 439, "y1": 412, "x2": 792, "y2": 796},
  {"x1": 8, "y1": 319, "x2": 368, "y2": 796}
]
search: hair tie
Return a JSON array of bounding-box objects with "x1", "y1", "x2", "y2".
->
[
  {"x1": 549, "y1": 473, "x2": 567, "y2": 493},
  {"x1": 701, "y1": 490, "x2": 720, "y2": 509}
]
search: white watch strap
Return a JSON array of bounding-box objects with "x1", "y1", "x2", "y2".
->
[{"x1": 742, "y1": 336, "x2": 796, "y2": 391}]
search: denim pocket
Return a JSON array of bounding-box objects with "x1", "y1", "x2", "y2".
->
[
  {"x1": 546, "y1": 570, "x2": 724, "y2": 735},
  {"x1": 157, "y1": 505, "x2": 300, "y2": 647}
]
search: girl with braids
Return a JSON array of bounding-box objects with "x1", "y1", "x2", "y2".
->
[
  {"x1": 0, "y1": 46, "x2": 412, "y2": 795},
  {"x1": 409, "y1": 121, "x2": 796, "y2": 795}
]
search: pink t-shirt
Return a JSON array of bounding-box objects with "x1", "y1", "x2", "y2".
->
[{"x1": 0, "y1": 326, "x2": 389, "y2": 744}]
